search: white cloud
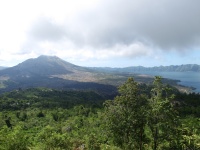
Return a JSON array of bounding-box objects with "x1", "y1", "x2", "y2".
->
[{"x1": 0, "y1": 0, "x2": 200, "y2": 66}]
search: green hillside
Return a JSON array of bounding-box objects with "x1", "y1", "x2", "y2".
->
[{"x1": 0, "y1": 77, "x2": 199, "y2": 149}]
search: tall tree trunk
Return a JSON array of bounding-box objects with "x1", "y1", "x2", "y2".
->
[
  {"x1": 139, "y1": 125, "x2": 144, "y2": 150},
  {"x1": 153, "y1": 127, "x2": 158, "y2": 150}
]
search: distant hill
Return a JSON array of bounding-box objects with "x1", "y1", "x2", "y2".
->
[
  {"x1": 0, "y1": 66, "x2": 7, "y2": 70},
  {"x1": 0, "y1": 55, "x2": 118, "y2": 97},
  {"x1": 0, "y1": 55, "x2": 193, "y2": 95},
  {"x1": 0, "y1": 55, "x2": 88, "y2": 77},
  {"x1": 91, "y1": 64, "x2": 200, "y2": 73}
]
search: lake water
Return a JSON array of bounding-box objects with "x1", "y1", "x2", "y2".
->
[{"x1": 134, "y1": 71, "x2": 200, "y2": 93}]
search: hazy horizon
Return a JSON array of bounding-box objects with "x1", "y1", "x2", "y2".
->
[{"x1": 0, "y1": 55, "x2": 199, "y2": 68}]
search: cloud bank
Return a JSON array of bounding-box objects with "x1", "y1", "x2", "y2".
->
[
  {"x1": 26, "y1": 0, "x2": 200, "y2": 51},
  {"x1": 1, "y1": 0, "x2": 200, "y2": 66}
]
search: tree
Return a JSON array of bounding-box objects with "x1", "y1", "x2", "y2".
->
[
  {"x1": 147, "y1": 76, "x2": 179, "y2": 150},
  {"x1": 0, "y1": 125, "x2": 31, "y2": 150},
  {"x1": 104, "y1": 77, "x2": 148, "y2": 149}
]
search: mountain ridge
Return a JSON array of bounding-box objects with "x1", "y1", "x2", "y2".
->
[
  {"x1": 90, "y1": 64, "x2": 200, "y2": 72},
  {"x1": 0, "y1": 55, "x2": 118, "y2": 97},
  {"x1": 0, "y1": 55, "x2": 195, "y2": 95},
  {"x1": 1, "y1": 56, "x2": 200, "y2": 72},
  {"x1": 0, "y1": 55, "x2": 90, "y2": 78}
]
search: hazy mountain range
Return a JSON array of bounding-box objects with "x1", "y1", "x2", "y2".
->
[
  {"x1": 0, "y1": 55, "x2": 196, "y2": 95},
  {"x1": 1, "y1": 57, "x2": 199, "y2": 72},
  {"x1": 0, "y1": 66, "x2": 7, "y2": 70},
  {"x1": 91, "y1": 64, "x2": 200, "y2": 73}
]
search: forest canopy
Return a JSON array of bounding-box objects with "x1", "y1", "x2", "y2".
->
[{"x1": 0, "y1": 77, "x2": 200, "y2": 150}]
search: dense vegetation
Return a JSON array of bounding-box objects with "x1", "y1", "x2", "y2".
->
[{"x1": 0, "y1": 77, "x2": 200, "y2": 150}]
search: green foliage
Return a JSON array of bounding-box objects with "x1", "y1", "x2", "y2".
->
[
  {"x1": 35, "y1": 125, "x2": 72, "y2": 150},
  {"x1": 147, "y1": 76, "x2": 180, "y2": 150},
  {"x1": 0, "y1": 79, "x2": 199, "y2": 149},
  {"x1": 0, "y1": 125, "x2": 31, "y2": 150},
  {"x1": 86, "y1": 134, "x2": 101, "y2": 150},
  {"x1": 0, "y1": 88, "x2": 104, "y2": 111},
  {"x1": 104, "y1": 78, "x2": 148, "y2": 149},
  {"x1": 104, "y1": 76, "x2": 200, "y2": 150}
]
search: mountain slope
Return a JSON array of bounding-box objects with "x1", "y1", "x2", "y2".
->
[
  {"x1": 0, "y1": 55, "x2": 88, "y2": 77},
  {"x1": 0, "y1": 55, "x2": 118, "y2": 97},
  {"x1": 0, "y1": 55, "x2": 193, "y2": 95},
  {"x1": 0, "y1": 66, "x2": 7, "y2": 70}
]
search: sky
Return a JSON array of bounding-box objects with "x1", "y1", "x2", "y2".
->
[{"x1": 0, "y1": 0, "x2": 200, "y2": 67}]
